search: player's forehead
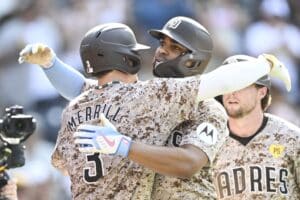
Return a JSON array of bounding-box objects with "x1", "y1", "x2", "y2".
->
[{"x1": 160, "y1": 35, "x2": 185, "y2": 48}]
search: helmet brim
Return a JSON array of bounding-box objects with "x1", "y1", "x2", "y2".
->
[
  {"x1": 149, "y1": 29, "x2": 194, "y2": 52},
  {"x1": 132, "y1": 43, "x2": 150, "y2": 51},
  {"x1": 149, "y1": 29, "x2": 165, "y2": 39}
]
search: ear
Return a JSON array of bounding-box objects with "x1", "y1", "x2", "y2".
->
[{"x1": 258, "y1": 87, "x2": 268, "y2": 100}]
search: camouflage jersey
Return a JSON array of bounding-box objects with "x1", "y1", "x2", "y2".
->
[
  {"x1": 212, "y1": 113, "x2": 300, "y2": 200},
  {"x1": 52, "y1": 77, "x2": 208, "y2": 200},
  {"x1": 151, "y1": 98, "x2": 228, "y2": 200}
]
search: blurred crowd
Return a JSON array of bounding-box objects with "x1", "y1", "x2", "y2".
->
[{"x1": 0, "y1": 0, "x2": 299, "y2": 199}]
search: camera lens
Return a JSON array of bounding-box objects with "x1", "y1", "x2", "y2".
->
[{"x1": 16, "y1": 121, "x2": 25, "y2": 132}]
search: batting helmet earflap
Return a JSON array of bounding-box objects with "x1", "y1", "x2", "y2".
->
[
  {"x1": 149, "y1": 16, "x2": 213, "y2": 78},
  {"x1": 222, "y1": 55, "x2": 271, "y2": 89},
  {"x1": 80, "y1": 23, "x2": 150, "y2": 76}
]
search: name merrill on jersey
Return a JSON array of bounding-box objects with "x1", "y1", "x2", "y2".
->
[{"x1": 66, "y1": 104, "x2": 121, "y2": 132}]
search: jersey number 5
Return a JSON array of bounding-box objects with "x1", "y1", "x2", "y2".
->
[{"x1": 83, "y1": 153, "x2": 104, "y2": 183}]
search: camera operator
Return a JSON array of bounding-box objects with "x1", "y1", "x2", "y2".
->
[
  {"x1": 0, "y1": 105, "x2": 36, "y2": 200},
  {"x1": 0, "y1": 180, "x2": 17, "y2": 200}
]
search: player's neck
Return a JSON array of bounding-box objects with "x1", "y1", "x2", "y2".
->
[
  {"x1": 98, "y1": 70, "x2": 138, "y2": 85},
  {"x1": 228, "y1": 108, "x2": 264, "y2": 137}
]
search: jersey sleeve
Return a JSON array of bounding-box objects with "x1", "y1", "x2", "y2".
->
[
  {"x1": 51, "y1": 108, "x2": 69, "y2": 173},
  {"x1": 180, "y1": 99, "x2": 228, "y2": 164},
  {"x1": 294, "y1": 133, "x2": 300, "y2": 190},
  {"x1": 51, "y1": 130, "x2": 66, "y2": 172}
]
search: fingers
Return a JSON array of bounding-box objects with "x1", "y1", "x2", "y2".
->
[
  {"x1": 19, "y1": 44, "x2": 31, "y2": 57},
  {"x1": 259, "y1": 54, "x2": 292, "y2": 92},
  {"x1": 280, "y1": 64, "x2": 292, "y2": 91},
  {"x1": 78, "y1": 146, "x2": 98, "y2": 153},
  {"x1": 19, "y1": 43, "x2": 44, "y2": 57},
  {"x1": 74, "y1": 138, "x2": 94, "y2": 146},
  {"x1": 77, "y1": 124, "x2": 100, "y2": 132},
  {"x1": 18, "y1": 44, "x2": 33, "y2": 64},
  {"x1": 74, "y1": 136, "x2": 99, "y2": 153},
  {"x1": 100, "y1": 113, "x2": 117, "y2": 131},
  {"x1": 259, "y1": 53, "x2": 277, "y2": 69},
  {"x1": 18, "y1": 43, "x2": 50, "y2": 64},
  {"x1": 75, "y1": 138, "x2": 109, "y2": 154},
  {"x1": 18, "y1": 56, "x2": 25, "y2": 64},
  {"x1": 73, "y1": 131, "x2": 95, "y2": 138}
]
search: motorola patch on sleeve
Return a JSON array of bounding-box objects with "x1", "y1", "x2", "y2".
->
[{"x1": 196, "y1": 122, "x2": 219, "y2": 145}]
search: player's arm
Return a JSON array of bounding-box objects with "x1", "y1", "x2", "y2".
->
[
  {"x1": 129, "y1": 142, "x2": 208, "y2": 178},
  {"x1": 129, "y1": 100, "x2": 229, "y2": 178},
  {"x1": 51, "y1": 111, "x2": 70, "y2": 176},
  {"x1": 18, "y1": 43, "x2": 85, "y2": 100},
  {"x1": 73, "y1": 114, "x2": 208, "y2": 178},
  {"x1": 197, "y1": 55, "x2": 291, "y2": 101},
  {"x1": 75, "y1": 126, "x2": 208, "y2": 178},
  {"x1": 51, "y1": 144, "x2": 69, "y2": 176},
  {"x1": 180, "y1": 100, "x2": 228, "y2": 164},
  {"x1": 73, "y1": 114, "x2": 213, "y2": 178}
]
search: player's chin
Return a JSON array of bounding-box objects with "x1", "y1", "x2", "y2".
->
[
  {"x1": 225, "y1": 105, "x2": 238, "y2": 114},
  {"x1": 226, "y1": 108, "x2": 244, "y2": 118}
]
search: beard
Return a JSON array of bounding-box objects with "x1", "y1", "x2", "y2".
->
[{"x1": 225, "y1": 101, "x2": 257, "y2": 119}]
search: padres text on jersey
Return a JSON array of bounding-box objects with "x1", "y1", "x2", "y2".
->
[{"x1": 212, "y1": 114, "x2": 300, "y2": 200}]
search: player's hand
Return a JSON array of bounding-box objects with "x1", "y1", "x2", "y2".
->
[
  {"x1": 98, "y1": 113, "x2": 117, "y2": 131},
  {"x1": 74, "y1": 124, "x2": 132, "y2": 157},
  {"x1": 258, "y1": 54, "x2": 291, "y2": 91},
  {"x1": 18, "y1": 43, "x2": 56, "y2": 68}
]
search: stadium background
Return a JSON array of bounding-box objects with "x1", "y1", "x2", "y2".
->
[{"x1": 0, "y1": 0, "x2": 299, "y2": 199}]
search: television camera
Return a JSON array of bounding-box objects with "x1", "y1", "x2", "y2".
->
[{"x1": 0, "y1": 105, "x2": 36, "y2": 188}]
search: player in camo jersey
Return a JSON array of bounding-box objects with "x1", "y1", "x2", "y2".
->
[
  {"x1": 212, "y1": 55, "x2": 300, "y2": 200},
  {"x1": 149, "y1": 99, "x2": 226, "y2": 200},
  {"x1": 18, "y1": 18, "x2": 290, "y2": 199},
  {"x1": 50, "y1": 22, "x2": 227, "y2": 200}
]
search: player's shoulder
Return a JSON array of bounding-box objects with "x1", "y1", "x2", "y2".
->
[
  {"x1": 68, "y1": 88, "x2": 96, "y2": 108},
  {"x1": 141, "y1": 77, "x2": 200, "y2": 100},
  {"x1": 266, "y1": 113, "x2": 300, "y2": 137},
  {"x1": 145, "y1": 76, "x2": 200, "y2": 87},
  {"x1": 199, "y1": 98, "x2": 227, "y2": 117}
]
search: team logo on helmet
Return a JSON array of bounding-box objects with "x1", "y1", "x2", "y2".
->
[
  {"x1": 86, "y1": 60, "x2": 93, "y2": 73},
  {"x1": 167, "y1": 18, "x2": 181, "y2": 29}
]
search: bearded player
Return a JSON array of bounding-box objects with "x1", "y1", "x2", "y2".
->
[
  {"x1": 211, "y1": 55, "x2": 300, "y2": 199},
  {"x1": 18, "y1": 18, "x2": 290, "y2": 198}
]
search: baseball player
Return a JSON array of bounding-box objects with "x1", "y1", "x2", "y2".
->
[
  {"x1": 18, "y1": 18, "x2": 290, "y2": 199},
  {"x1": 211, "y1": 55, "x2": 300, "y2": 199}
]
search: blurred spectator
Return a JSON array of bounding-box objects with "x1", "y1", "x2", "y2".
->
[
  {"x1": 269, "y1": 86, "x2": 300, "y2": 127},
  {"x1": 0, "y1": 1, "x2": 299, "y2": 199},
  {"x1": 132, "y1": 0, "x2": 196, "y2": 44},
  {"x1": 244, "y1": 0, "x2": 300, "y2": 104},
  {"x1": 200, "y1": 0, "x2": 251, "y2": 69}
]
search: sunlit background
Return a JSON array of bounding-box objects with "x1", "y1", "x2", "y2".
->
[{"x1": 0, "y1": 0, "x2": 299, "y2": 199}]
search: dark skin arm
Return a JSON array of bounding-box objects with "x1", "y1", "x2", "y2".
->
[{"x1": 128, "y1": 142, "x2": 208, "y2": 179}]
